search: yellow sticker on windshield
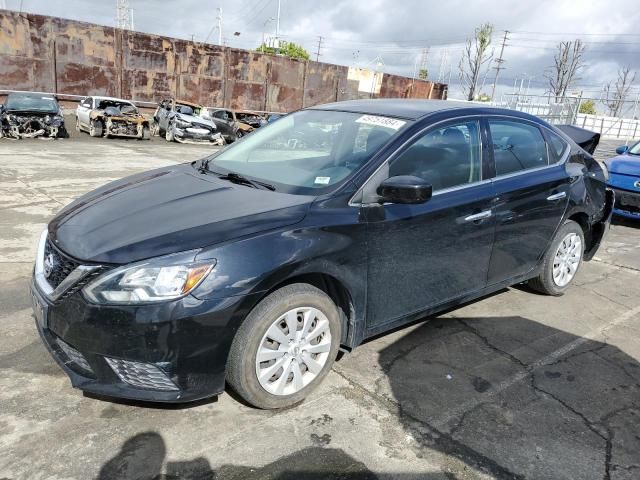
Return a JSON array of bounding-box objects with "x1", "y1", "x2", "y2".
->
[{"x1": 355, "y1": 115, "x2": 406, "y2": 130}]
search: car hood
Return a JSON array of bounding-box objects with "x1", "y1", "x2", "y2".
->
[
  {"x1": 605, "y1": 155, "x2": 640, "y2": 176},
  {"x1": 176, "y1": 113, "x2": 216, "y2": 129},
  {"x1": 49, "y1": 163, "x2": 312, "y2": 264}
]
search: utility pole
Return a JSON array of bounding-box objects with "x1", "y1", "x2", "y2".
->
[
  {"x1": 275, "y1": 0, "x2": 281, "y2": 48},
  {"x1": 1, "y1": 1, "x2": 7, "y2": 10},
  {"x1": 216, "y1": 7, "x2": 223, "y2": 46},
  {"x1": 490, "y1": 30, "x2": 509, "y2": 101},
  {"x1": 315, "y1": 36, "x2": 323, "y2": 62}
]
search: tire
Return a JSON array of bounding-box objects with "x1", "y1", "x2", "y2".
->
[
  {"x1": 142, "y1": 126, "x2": 151, "y2": 140},
  {"x1": 150, "y1": 123, "x2": 159, "y2": 137},
  {"x1": 227, "y1": 283, "x2": 342, "y2": 409},
  {"x1": 528, "y1": 220, "x2": 585, "y2": 296},
  {"x1": 165, "y1": 126, "x2": 174, "y2": 142},
  {"x1": 89, "y1": 121, "x2": 102, "y2": 137}
]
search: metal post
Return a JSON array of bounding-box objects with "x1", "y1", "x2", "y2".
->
[
  {"x1": 217, "y1": 8, "x2": 223, "y2": 46},
  {"x1": 275, "y1": 0, "x2": 281, "y2": 48}
]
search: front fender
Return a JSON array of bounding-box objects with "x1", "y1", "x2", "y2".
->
[{"x1": 191, "y1": 221, "x2": 368, "y2": 345}]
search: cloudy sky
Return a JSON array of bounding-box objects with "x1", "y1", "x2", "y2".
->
[{"x1": 5, "y1": 0, "x2": 640, "y2": 101}]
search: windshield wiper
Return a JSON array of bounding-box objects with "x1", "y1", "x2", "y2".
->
[{"x1": 218, "y1": 172, "x2": 276, "y2": 191}]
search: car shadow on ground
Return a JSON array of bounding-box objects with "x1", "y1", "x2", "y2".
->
[{"x1": 373, "y1": 315, "x2": 640, "y2": 479}]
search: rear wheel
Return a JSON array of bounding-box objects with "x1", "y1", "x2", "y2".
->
[
  {"x1": 529, "y1": 220, "x2": 584, "y2": 296},
  {"x1": 227, "y1": 283, "x2": 341, "y2": 409}
]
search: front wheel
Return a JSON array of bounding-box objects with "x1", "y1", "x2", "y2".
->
[
  {"x1": 227, "y1": 283, "x2": 341, "y2": 409},
  {"x1": 165, "y1": 126, "x2": 175, "y2": 142},
  {"x1": 528, "y1": 220, "x2": 585, "y2": 296},
  {"x1": 89, "y1": 121, "x2": 103, "y2": 137}
]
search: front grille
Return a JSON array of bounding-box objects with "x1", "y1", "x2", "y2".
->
[
  {"x1": 44, "y1": 239, "x2": 79, "y2": 289},
  {"x1": 56, "y1": 338, "x2": 94, "y2": 375},
  {"x1": 105, "y1": 357, "x2": 179, "y2": 391}
]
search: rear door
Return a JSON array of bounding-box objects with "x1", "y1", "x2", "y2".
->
[
  {"x1": 486, "y1": 117, "x2": 570, "y2": 284},
  {"x1": 364, "y1": 118, "x2": 496, "y2": 329}
]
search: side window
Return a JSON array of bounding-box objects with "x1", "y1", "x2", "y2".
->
[
  {"x1": 389, "y1": 121, "x2": 482, "y2": 191},
  {"x1": 82, "y1": 98, "x2": 92, "y2": 108},
  {"x1": 213, "y1": 110, "x2": 228, "y2": 120},
  {"x1": 489, "y1": 120, "x2": 549, "y2": 176},
  {"x1": 546, "y1": 130, "x2": 569, "y2": 163}
]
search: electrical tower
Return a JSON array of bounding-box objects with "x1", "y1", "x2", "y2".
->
[
  {"x1": 418, "y1": 47, "x2": 429, "y2": 79},
  {"x1": 490, "y1": 30, "x2": 509, "y2": 101},
  {"x1": 116, "y1": 0, "x2": 134, "y2": 30}
]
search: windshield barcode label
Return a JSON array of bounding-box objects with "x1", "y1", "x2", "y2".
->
[{"x1": 356, "y1": 115, "x2": 406, "y2": 130}]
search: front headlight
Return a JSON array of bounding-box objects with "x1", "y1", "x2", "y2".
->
[
  {"x1": 174, "y1": 117, "x2": 191, "y2": 129},
  {"x1": 83, "y1": 252, "x2": 215, "y2": 305}
]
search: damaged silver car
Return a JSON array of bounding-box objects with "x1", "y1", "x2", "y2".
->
[
  {"x1": 153, "y1": 98, "x2": 224, "y2": 145},
  {"x1": 0, "y1": 92, "x2": 68, "y2": 139},
  {"x1": 76, "y1": 96, "x2": 151, "y2": 140}
]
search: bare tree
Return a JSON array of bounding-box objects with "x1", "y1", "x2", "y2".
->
[
  {"x1": 603, "y1": 66, "x2": 636, "y2": 117},
  {"x1": 545, "y1": 40, "x2": 586, "y2": 100},
  {"x1": 459, "y1": 23, "x2": 494, "y2": 101}
]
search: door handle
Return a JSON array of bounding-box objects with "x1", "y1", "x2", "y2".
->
[
  {"x1": 464, "y1": 210, "x2": 493, "y2": 222},
  {"x1": 546, "y1": 192, "x2": 567, "y2": 201}
]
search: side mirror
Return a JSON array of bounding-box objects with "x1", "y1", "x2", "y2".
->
[
  {"x1": 616, "y1": 145, "x2": 629, "y2": 155},
  {"x1": 377, "y1": 176, "x2": 432, "y2": 205},
  {"x1": 0, "y1": 104, "x2": 5, "y2": 115}
]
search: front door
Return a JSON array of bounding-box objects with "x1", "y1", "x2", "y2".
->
[
  {"x1": 364, "y1": 119, "x2": 496, "y2": 329},
  {"x1": 485, "y1": 118, "x2": 570, "y2": 284}
]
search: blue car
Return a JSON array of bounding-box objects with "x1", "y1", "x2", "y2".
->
[{"x1": 605, "y1": 141, "x2": 640, "y2": 219}]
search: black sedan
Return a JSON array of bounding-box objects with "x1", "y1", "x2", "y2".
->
[
  {"x1": 31, "y1": 99, "x2": 612, "y2": 409},
  {"x1": 0, "y1": 92, "x2": 67, "y2": 139}
]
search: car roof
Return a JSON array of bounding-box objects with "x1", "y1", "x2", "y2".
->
[{"x1": 309, "y1": 98, "x2": 530, "y2": 121}]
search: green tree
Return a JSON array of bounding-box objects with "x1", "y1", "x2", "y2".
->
[
  {"x1": 579, "y1": 99, "x2": 597, "y2": 115},
  {"x1": 256, "y1": 41, "x2": 310, "y2": 60},
  {"x1": 418, "y1": 68, "x2": 428, "y2": 80}
]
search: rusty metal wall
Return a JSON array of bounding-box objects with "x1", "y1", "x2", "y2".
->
[{"x1": 0, "y1": 10, "x2": 447, "y2": 111}]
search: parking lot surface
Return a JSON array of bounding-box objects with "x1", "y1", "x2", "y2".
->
[{"x1": 0, "y1": 132, "x2": 639, "y2": 480}]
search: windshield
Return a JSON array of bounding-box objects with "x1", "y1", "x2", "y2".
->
[
  {"x1": 97, "y1": 100, "x2": 138, "y2": 114},
  {"x1": 177, "y1": 103, "x2": 201, "y2": 116},
  {"x1": 629, "y1": 141, "x2": 640, "y2": 155},
  {"x1": 6, "y1": 94, "x2": 58, "y2": 113},
  {"x1": 207, "y1": 109, "x2": 409, "y2": 195}
]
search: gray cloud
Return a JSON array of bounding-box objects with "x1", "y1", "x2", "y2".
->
[{"x1": 7, "y1": 0, "x2": 640, "y2": 99}]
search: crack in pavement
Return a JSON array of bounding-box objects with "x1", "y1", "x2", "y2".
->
[{"x1": 339, "y1": 306, "x2": 640, "y2": 479}]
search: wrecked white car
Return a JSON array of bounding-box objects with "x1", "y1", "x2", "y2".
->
[
  {"x1": 76, "y1": 96, "x2": 150, "y2": 140},
  {"x1": 153, "y1": 98, "x2": 223, "y2": 145},
  {"x1": 0, "y1": 92, "x2": 68, "y2": 139}
]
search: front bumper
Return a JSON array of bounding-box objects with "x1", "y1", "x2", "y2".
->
[
  {"x1": 172, "y1": 126, "x2": 223, "y2": 145},
  {"x1": 31, "y1": 278, "x2": 260, "y2": 403},
  {"x1": 610, "y1": 186, "x2": 640, "y2": 219}
]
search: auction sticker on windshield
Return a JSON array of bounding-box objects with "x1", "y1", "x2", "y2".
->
[{"x1": 355, "y1": 115, "x2": 406, "y2": 130}]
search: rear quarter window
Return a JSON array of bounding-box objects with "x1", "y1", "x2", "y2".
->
[
  {"x1": 489, "y1": 120, "x2": 549, "y2": 176},
  {"x1": 546, "y1": 130, "x2": 569, "y2": 163}
]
